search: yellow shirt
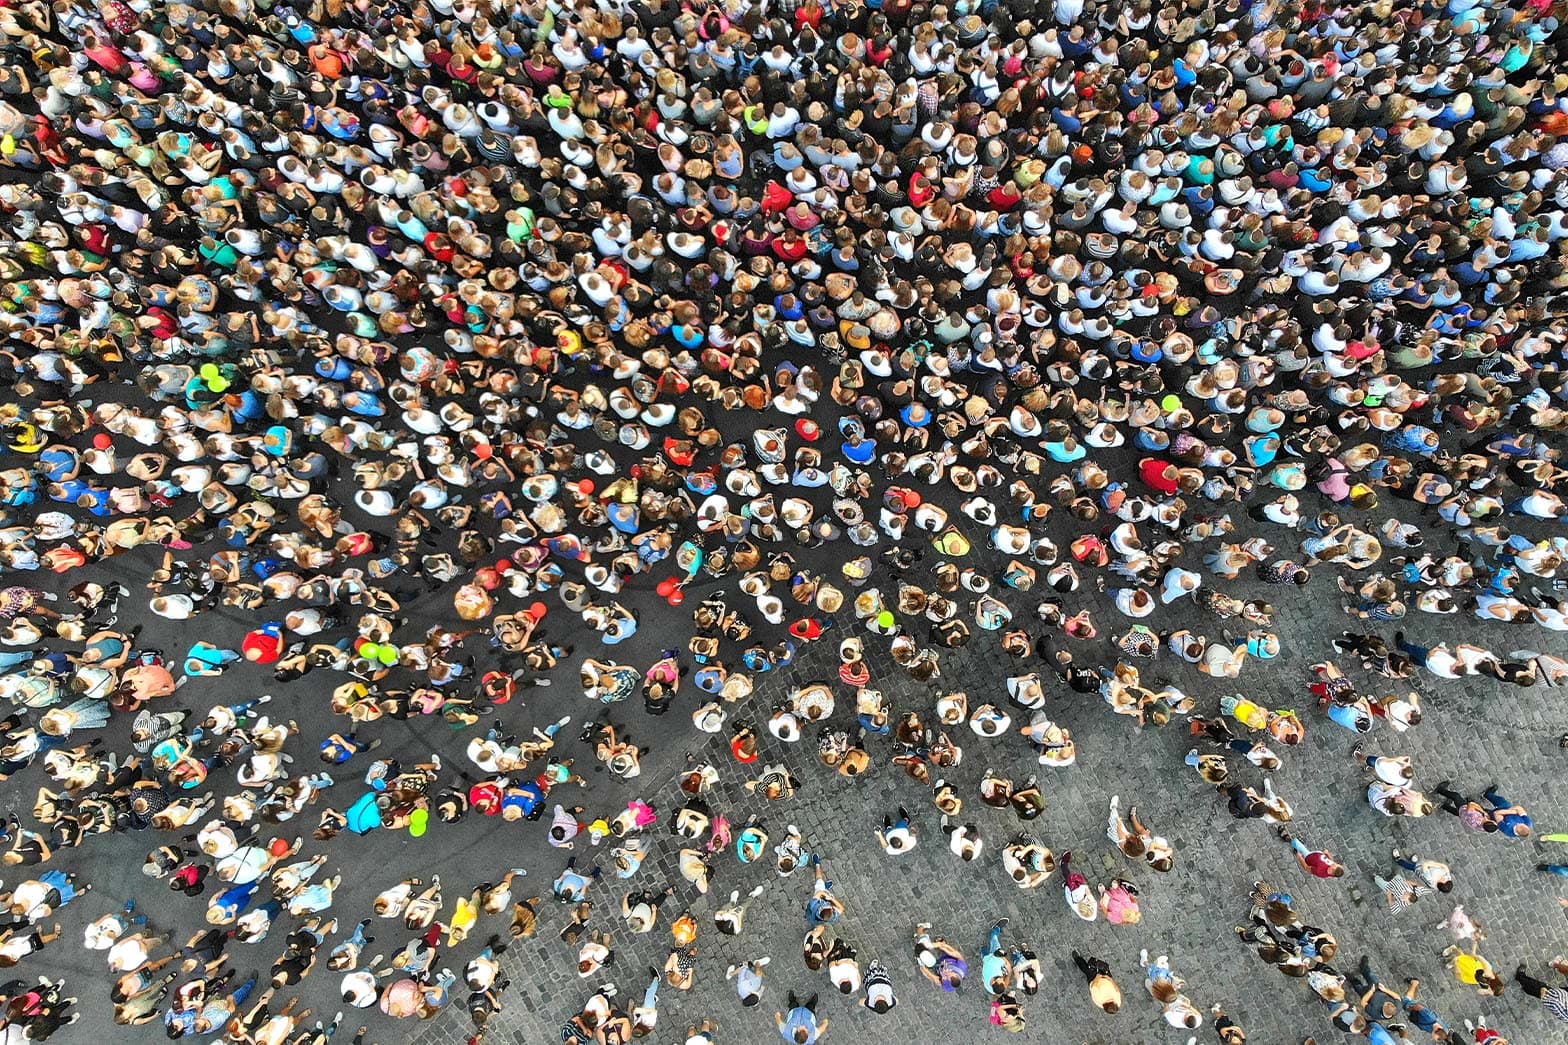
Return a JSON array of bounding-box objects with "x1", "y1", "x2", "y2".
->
[{"x1": 1455, "y1": 954, "x2": 1492, "y2": 985}]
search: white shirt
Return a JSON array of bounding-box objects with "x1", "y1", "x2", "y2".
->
[
  {"x1": 342, "y1": 970, "x2": 378, "y2": 1007},
  {"x1": 83, "y1": 915, "x2": 124, "y2": 949}
]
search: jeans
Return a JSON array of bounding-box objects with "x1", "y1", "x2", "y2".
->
[{"x1": 1395, "y1": 636, "x2": 1431, "y2": 665}]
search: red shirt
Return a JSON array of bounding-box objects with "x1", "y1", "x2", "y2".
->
[
  {"x1": 789, "y1": 618, "x2": 824, "y2": 640},
  {"x1": 241, "y1": 630, "x2": 282, "y2": 663},
  {"x1": 1304, "y1": 851, "x2": 1336, "y2": 878},
  {"x1": 1139, "y1": 458, "x2": 1179, "y2": 494}
]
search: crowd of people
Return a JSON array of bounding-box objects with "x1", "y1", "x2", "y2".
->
[{"x1": 0, "y1": 0, "x2": 1565, "y2": 1037}]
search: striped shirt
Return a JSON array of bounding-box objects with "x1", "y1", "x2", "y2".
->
[{"x1": 1373, "y1": 874, "x2": 1428, "y2": 915}]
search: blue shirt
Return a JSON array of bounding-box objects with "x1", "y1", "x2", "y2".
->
[
  {"x1": 1366, "y1": 1021, "x2": 1398, "y2": 1045},
  {"x1": 1498, "y1": 812, "x2": 1533, "y2": 837},
  {"x1": 781, "y1": 1006, "x2": 819, "y2": 1043}
]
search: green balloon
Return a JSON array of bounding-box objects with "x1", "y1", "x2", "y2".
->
[
  {"x1": 377, "y1": 646, "x2": 399, "y2": 665},
  {"x1": 876, "y1": 610, "x2": 895, "y2": 629},
  {"x1": 1161, "y1": 394, "x2": 1182, "y2": 413}
]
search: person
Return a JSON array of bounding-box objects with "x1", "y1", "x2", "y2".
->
[
  {"x1": 1277, "y1": 827, "x2": 1346, "y2": 879},
  {"x1": 876, "y1": 808, "x2": 917, "y2": 855},
  {"x1": 1513, "y1": 963, "x2": 1568, "y2": 1023},
  {"x1": 862, "y1": 960, "x2": 896, "y2": 1015},
  {"x1": 1444, "y1": 943, "x2": 1506, "y2": 996},
  {"x1": 912, "y1": 924, "x2": 967, "y2": 994},
  {"x1": 804, "y1": 860, "x2": 843, "y2": 925},
  {"x1": 1072, "y1": 951, "x2": 1122, "y2": 1014},
  {"x1": 1399, "y1": 977, "x2": 1450, "y2": 1041},
  {"x1": 726, "y1": 958, "x2": 769, "y2": 1008},
  {"x1": 775, "y1": 990, "x2": 827, "y2": 1044},
  {"x1": 1392, "y1": 849, "x2": 1454, "y2": 894},
  {"x1": 1479, "y1": 786, "x2": 1534, "y2": 838},
  {"x1": 980, "y1": 919, "x2": 1013, "y2": 996}
]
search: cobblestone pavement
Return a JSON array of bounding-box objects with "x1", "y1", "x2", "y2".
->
[{"x1": 23, "y1": 490, "x2": 1568, "y2": 1045}]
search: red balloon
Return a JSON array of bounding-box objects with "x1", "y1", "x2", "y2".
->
[
  {"x1": 666, "y1": 589, "x2": 685, "y2": 606},
  {"x1": 903, "y1": 490, "x2": 922, "y2": 508},
  {"x1": 92, "y1": 433, "x2": 112, "y2": 450},
  {"x1": 473, "y1": 442, "x2": 492, "y2": 460},
  {"x1": 527, "y1": 602, "x2": 548, "y2": 621},
  {"x1": 656, "y1": 577, "x2": 677, "y2": 598},
  {"x1": 578, "y1": 478, "x2": 595, "y2": 495}
]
